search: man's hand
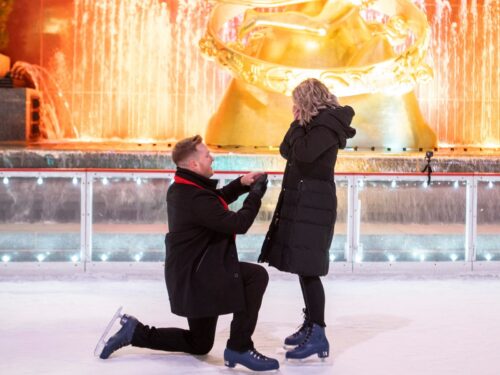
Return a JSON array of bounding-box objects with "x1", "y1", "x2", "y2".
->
[
  {"x1": 249, "y1": 174, "x2": 268, "y2": 198},
  {"x1": 241, "y1": 172, "x2": 265, "y2": 186}
]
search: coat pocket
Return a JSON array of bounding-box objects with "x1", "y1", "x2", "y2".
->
[
  {"x1": 195, "y1": 246, "x2": 210, "y2": 272},
  {"x1": 288, "y1": 179, "x2": 336, "y2": 252},
  {"x1": 294, "y1": 179, "x2": 336, "y2": 225}
]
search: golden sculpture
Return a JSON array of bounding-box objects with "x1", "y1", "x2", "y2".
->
[{"x1": 200, "y1": 0, "x2": 437, "y2": 149}]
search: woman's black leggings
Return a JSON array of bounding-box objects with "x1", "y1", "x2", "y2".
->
[{"x1": 299, "y1": 275, "x2": 325, "y2": 327}]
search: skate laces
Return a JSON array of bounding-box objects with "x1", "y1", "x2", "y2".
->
[
  {"x1": 298, "y1": 325, "x2": 314, "y2": 347},
  {"x1": 249, "y1": 349, "x2": 269, "y2": 360},
  {"x1": 291, "y1": 322, "x2": 308, "y2": 337},
  {"x1": 291, "y1": 308, "x2": 309, "y2": 337}
]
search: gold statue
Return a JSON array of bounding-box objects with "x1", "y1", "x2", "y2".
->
[{"x1": 200, "y1": 0, "x2": 436, "y2": 149}]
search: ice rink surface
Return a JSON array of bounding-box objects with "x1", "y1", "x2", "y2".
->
[{"x1": 1, "y1": 269, "x2": 500, "y2": 375}]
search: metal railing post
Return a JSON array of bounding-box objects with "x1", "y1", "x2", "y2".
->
[
  {"x1": 79, "y1": 173, "x2": 88, "y2": 271},
  {"x1": 346, "y1": 175, "x2": 359, "y2": 269},
  {"x1": 83, "y1": 173, "x2": 94, "y2": 271},
  {"x1": 465, "y1": 176, "x2": 478, "y2": 265}
]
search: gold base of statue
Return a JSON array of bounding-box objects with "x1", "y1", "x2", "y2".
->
[
  {"x1": 206, "y1": 78, "x2": 436, "y2": 149},
  {"x1": 341, "y1": 91, "x2": 437, "y2": 149},
  {"x1": 206, "y1": 79, "x2": 291, "y2": 148}
]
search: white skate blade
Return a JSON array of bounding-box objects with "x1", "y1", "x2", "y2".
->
[{"x1": 94, "y1": 306, "x2": 123, "y2": 357}]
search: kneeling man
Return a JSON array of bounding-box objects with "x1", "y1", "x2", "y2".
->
[{"x1": 97, "y1": 135, "x2": 277, "y2": 371}]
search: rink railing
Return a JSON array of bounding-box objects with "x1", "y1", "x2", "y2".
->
[{"x1": 0, "y1": 169, "x2": 498, "y2": 273}]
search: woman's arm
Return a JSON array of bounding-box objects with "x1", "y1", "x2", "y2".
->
[
  {"x1": 280, "y1": 122, "x2": 306, "y2": 159},
  {"x1": 291, "y1": 126, "x2": 338, "y2": 163}
]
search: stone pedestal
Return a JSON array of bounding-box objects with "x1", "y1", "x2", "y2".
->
[{"x1": 0, "y1": 88, "x2": 42, "y2": 142}]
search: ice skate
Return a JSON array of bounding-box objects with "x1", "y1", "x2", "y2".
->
[
  {"x1": 285, "y1": 323, "x2": 329, "y2": 361},
  {"x1": 283, "y1": 308, "x2": 310, "y2": 348},
  {"x1": 284, "y1": 322, "x2": 310, "y2": 348},
  {"x1": 94, "y1": 307, "x2": 139, "y2": 359},
  {"x1": 224, "y1": 348, "x2": 279, "y2": 371},
  {"x1": 94, "y1": 306, "x2": 123, "y2": 357}
]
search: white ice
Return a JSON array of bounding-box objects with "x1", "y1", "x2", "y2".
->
[{"x1": 1, "y1": 269, "x2": 500, "y2": 375}]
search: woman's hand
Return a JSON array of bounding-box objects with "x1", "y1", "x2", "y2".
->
[{"x1": 241, "y1": 172, "x2": 265, "y2": 186}]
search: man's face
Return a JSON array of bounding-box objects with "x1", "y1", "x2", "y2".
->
[{"x1": 193, "y1": 143, "x2": 214, "y2": 178}]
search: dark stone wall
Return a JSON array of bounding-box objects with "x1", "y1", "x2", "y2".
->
[
  {"x1": 0, "y1": 88, "x2": 41, "y2": 142},
  {"x1": 0, "y1": 88, "x2": 28, "y2": 141}
]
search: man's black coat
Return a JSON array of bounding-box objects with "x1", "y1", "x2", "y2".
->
[{"x1": 164, "y1": 168, "x2": 262, "y2": 318}]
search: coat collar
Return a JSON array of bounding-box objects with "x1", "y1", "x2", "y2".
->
[{"x1": 175, "y1": 167, "x2": 218, "y2": 191}]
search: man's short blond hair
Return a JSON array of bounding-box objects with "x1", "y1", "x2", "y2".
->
[{"x1": 172, "y1": 135, "x2": 203, "y2": 166}]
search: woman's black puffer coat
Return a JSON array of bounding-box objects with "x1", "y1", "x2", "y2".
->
[{"x1": 259, "y1": 105, "x2": 356, "y2": 276}]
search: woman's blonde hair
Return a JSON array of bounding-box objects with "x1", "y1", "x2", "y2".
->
[{"x1": 292, "y1": 78, "x2": 340, "y2": 126}]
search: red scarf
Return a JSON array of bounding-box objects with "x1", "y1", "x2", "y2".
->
[{"x1": 174, "y1": 175, "x2": 229, "y2": 210}]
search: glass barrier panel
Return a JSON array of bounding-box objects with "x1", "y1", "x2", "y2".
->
[
  {"x1": 0, "y1": 176, "x2": 81, "y2": 262},
  {"x1": 91, "y1": 176, "x2": 169, "y2": 262},
  {"x1": 330, "y1": 179, "x2": 348, "y2": 261},
  {"x1": 358, "y1": 179, "x2": 467, "y2": 262},
  {"x1": 476, "y1": 180, "x2": 500, "y2": 261}
]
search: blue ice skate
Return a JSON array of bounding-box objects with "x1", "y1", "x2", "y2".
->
[
  {"x1": 224, "y1": 348, "x2": 279, "y2": 371},
  {"x1": 285, "y1": 323, "x2": 329, "y2": 360},
  {"x1": 284, "y1": 308, "x2": 310, "y2": 346},
  {"x1": 97, "y1": 308, "x2": 139, "y2": 359}
]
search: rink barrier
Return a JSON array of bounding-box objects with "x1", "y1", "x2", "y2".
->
[{"x1": 0, "y1": 169, "x2": 499, "y2": 273}]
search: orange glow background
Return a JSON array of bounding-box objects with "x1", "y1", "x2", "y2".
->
[{"x1": 2, "y1": 0, "x2": 499, "y2": 147}]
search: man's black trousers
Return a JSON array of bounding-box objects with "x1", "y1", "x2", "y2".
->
[{"x1": 131, "y1": 262, "x2": 269, "y2": 354}]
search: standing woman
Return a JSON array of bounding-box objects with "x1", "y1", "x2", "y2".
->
[{"x1": 259, "y1": 78, "x2": 355, "y2": 360}]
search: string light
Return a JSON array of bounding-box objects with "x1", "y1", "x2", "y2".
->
[
  {"x1": 37, "y1": 177, "x2": 43, "y2": 185},
  {"x1": 72, "y1": 177, "x2": 79, "y2": 185},
  {"x1": 2, "y1": 177, "x2": 8, "y2": 185},
  {"x1": 102, "y1": 177, "x2": 109, "y2": 185}
]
